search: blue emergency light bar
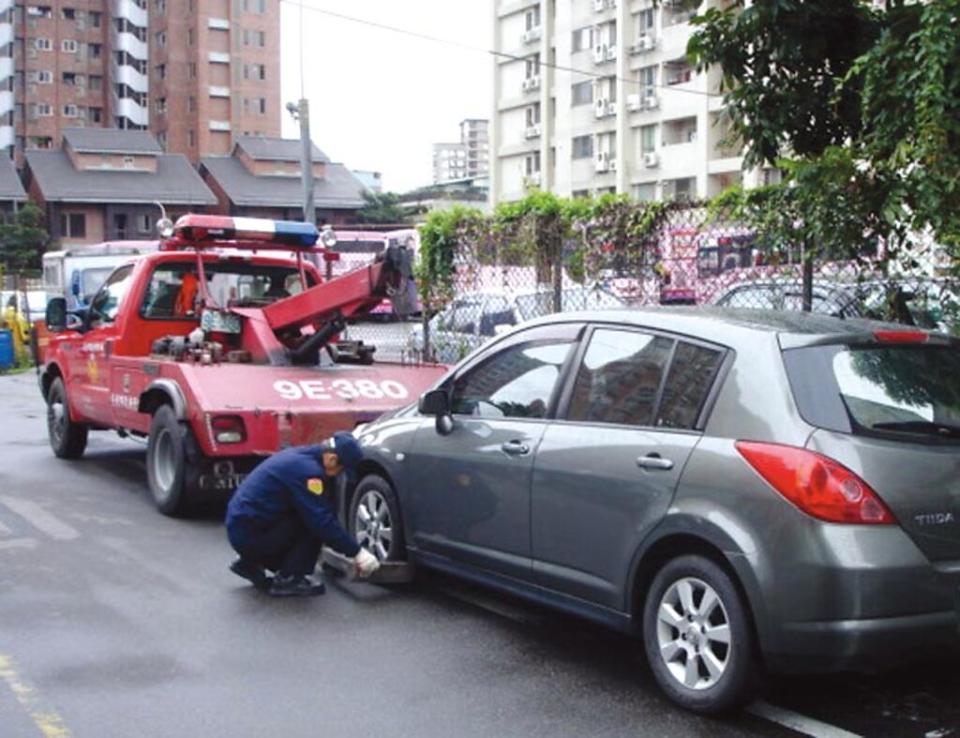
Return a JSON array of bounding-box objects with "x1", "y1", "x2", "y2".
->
[{"x1": 171, "y1": 215, "x2": 320, "y2": 248}]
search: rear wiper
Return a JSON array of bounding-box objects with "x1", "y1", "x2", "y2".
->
[{"x1": 871, "y1": 420, "x2": 960, "y2": 438}]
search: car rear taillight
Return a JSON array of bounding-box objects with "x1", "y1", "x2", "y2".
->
[
  {"x1": 873, "y1": 329, "x2": 928, "y2": 344},
  {"x1": 211, "y1": 415, "x2": 246, "y2": 444},
  {"x1": 735, "y1": 441, "x2": 896, "y2": 525}
]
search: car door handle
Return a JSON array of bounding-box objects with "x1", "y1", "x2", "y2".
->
[
  {"x1": 501, "y1": 440, "x2": 530, "y2": 456},
  {"x1": 636, "y1": 454, "x2": 674, "y2": 471}
]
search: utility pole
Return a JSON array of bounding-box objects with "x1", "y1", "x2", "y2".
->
[{"x1": 297, "y1": 98, "x2": 315, "y2": 227}]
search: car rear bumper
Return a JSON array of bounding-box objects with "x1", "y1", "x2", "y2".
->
[{"x1": 766, "y1": 610, "x2": 960, "y2": 674}]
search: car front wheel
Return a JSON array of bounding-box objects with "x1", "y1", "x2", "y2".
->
[
  {"x1": 349, "y1": 474, "x2": 405, "y2": 562},
  {"x1": 642, "y1": 554, "x2": 758, "y2": 714}
]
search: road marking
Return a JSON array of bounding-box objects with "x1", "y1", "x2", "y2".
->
[
  {"x1": 0, "y1": 653, "x2": 72, "y2": 738},
  {"x1": 0, "y1": 496, "x2": 79, "y2": 541},
  {"x1": 747, "y1": 701, "x2": 863, "y2": 738}
]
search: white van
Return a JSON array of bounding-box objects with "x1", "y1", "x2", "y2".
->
[{"x1": 42, "y1": 241, "x2": 158, "y2": 310}]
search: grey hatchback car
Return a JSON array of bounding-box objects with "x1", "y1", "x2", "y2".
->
[{"x1": 347, "y1": 308, "x2": 960, "y2": 713}]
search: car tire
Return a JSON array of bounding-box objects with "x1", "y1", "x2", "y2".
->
[
  {"x1": 146, "y1": 405, "x2": 200, "y2": 517},
  {"x1": 642, "y1": 554, "x2": 758, "y2": 714},
  {"x1": 348, "y1": 474, "x2": 406, "y2": 562},
  {"x1": 46, "y1": 377, "x2": 88, "y2": 459}
]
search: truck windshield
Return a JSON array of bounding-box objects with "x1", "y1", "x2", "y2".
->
[{"x1": 140, "y1": 261, "x2": 315, "y2": 319}]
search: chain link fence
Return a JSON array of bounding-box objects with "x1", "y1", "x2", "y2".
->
[{"x1": 401, "y1": 203, "x2": 958, "y2": 365}]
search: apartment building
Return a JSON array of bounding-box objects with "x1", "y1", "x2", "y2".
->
[
  {"x1": 433, "y1": 117, "x2": 490, "y2": 184},
  {"x1": 491, "y1": 0, "x2": 775, "y2": 204},
  {"x1": 2, "y1": 0, "x2": 279, "y2": 162}
]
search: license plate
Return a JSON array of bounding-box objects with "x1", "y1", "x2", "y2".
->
[
  {"x1": 198, "y1": 473, "x2": 246, "y2": 491},
  {"x1": 201, "y1": 310, "x2": 242, "y2": 334}
]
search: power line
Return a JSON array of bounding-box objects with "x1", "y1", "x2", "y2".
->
[{"x1": 278, "y1": 0, "x2": 724, "y2": 100}]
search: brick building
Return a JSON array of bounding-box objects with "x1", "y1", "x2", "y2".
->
[
  {"x1": 199, "y1": 136, "x2": 366, "y2": 225},
  {"x1": 23, "y1": 127, "x2": 215, "y2": 245},
  {"x1": 3, "y1": 0, "x2": 279, "y2": 162}
]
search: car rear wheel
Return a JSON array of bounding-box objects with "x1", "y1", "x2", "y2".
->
[
  {"x1": 349, "y1": 474, "x2": 405, "y2": 562},
  {"x1": 146, "y1": 404, "x2": 200, "y2": 517},
  {"x1": 46, "y1": 377, "x2": 88, "y2": 459},
  {"x1": 643, "y1": 554, "x2": 758, "y2": 714}
]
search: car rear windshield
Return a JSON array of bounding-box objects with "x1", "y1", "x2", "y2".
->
[{"x1": 783, "y1": 343, "x2": 960, "y2": 443}]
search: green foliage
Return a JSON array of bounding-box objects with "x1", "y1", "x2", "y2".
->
[
  {"x1": 688, "y1": 0, "x2": 960, "y2": 267},
  {"x1": 0, "y1": 203, "x2": 49, "y2": 272},
  {"x1": 416, "y1": 206, "x2": 484, "y2": 310},
  {"x1": 354, "y1": 190, "x2": 409, "y2": 225}
]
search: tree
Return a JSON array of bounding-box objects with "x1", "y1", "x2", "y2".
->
[
  {"x1": 688, "y1": 0, "x2": 960, "y2": 259},
  {"x1": 0, "y1": 203, "x2": 49, "y2": 272},
  {"x1": 354, "y1": 190, "x2": 409, "y2": 225}
]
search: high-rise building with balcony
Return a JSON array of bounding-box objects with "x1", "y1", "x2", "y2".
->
[
  {"x1": 6, "y1": 0, "x2": 279, "y2": 162},
  {"x1": 491, "y1": 0, "x2": 776, "y2": 204},
  {"x1": 433, "y1": 118, "x2": 490, "y2": 184}
]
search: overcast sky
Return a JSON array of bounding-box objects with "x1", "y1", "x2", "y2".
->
[{"x1": 279, "y1": 0, "x2": 493, "y2": 193}]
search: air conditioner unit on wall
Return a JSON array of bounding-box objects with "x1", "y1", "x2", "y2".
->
[
  {"x1": 524, "y1": 124, "x2": 541, "y2": 139},
  {"x1": 644, "y1": 152, "x2": 660, "y2": 168},
  {"x1": 643, "y1": 95, "x2": 659, "y2": 110},
  {"x1": 593, "y1": 44, "x2": 607, "y2": 64},
  {"x1": 626, "y1": 95, "x2": 642, "y2": 112},
  {"x1": 594, "y1": 98, "x2": 609, "y2": 118},
  {"x1": 594, "y1": 151, "x2": 610, "y2": 173},
  {"x1": 593, "y1": 0, "x2": 606, "y2": 11},
  {"x1": 605, "y1": 45, "x2": 617, "y2": 61}
]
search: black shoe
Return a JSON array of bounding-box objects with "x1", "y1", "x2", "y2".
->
[
  {"x1": 230, "y1": 558, "x2": 272, "y2": 591},
  {"x1": 268, "y1": 574, "x2": 326, "y2": 598}
]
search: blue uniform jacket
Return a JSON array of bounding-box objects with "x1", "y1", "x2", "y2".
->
[{"x1": 225, "y1": 444, "x2": 361, "y2": 557}]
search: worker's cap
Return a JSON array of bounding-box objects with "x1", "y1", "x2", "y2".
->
[{"x1": 324, "y1": 431, "x2": 363, "y2": 481}]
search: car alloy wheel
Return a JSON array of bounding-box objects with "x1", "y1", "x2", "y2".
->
[
  {"x1": 354, "y1": 488, "x2": 394, "y2": 561},
  {"x1": 655, "y1": 576, "x2": 731, "y2": 691}
]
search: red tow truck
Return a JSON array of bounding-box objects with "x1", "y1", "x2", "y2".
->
[{"x1": 39, "y1": 215, "x2": 446, "y2": 515}]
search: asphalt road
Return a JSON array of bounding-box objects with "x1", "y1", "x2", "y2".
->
[{"x1": 1, "y1": 371, "x2": 958, "y2": 738}]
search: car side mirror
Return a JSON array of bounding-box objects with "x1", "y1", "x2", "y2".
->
[
  {"x1": 418, "y1": 389, "x2": 450, "y2": 416},
  {"x1": 45, "y1": 297, "x2": 67, "y2": 332}
]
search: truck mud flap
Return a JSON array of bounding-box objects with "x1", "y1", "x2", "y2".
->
[{"x1": 321, "y1": 547, "x2": 414, "y2": 585}]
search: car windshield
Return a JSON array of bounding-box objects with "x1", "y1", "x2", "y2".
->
[
  {"x1": 785, "y1": 342, "x2": 960, "y2": 442},
  {"x1": 515, "y1": 287, "x2": 623, "y2": 321}
]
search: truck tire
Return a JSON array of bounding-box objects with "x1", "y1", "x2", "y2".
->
[
  {"x1": 46, "y1": 377, "x2": 88, "y2": 459},
  {"x1": 348, "y1": 474, "x2": 406, "y2": 562},
  {"x1": 146, "y1": 405, "x2": 200, "y2": 516}
]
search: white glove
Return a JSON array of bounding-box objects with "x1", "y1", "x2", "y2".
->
[{"x1": 354, "y1": 548, "x2": 381, "y2": 578}]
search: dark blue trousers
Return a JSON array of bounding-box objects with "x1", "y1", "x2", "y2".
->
[{"x1": 228, "y1": 515, "x2": 322, "y2": 578}]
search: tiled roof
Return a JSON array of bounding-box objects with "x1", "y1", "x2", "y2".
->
[
  {"x1": 234, "y1": 135, "x2": 327, "y2": 163},
  {"x1": 0, "y1": 156, "x2": 26, "y2": 201},
  {"x1": 62, "y1": 128, "x2": 164, "y2": 155},
  {"x1": 199, "y1": 156, "x2": 365, "y2": 210},
  {"x1": 25, "y1": 150, "x2": 217, "y2": 205}
]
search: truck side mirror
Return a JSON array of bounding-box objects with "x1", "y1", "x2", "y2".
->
[{"x1": 46, "y1": 297, "x2": 67, "y2": 332}]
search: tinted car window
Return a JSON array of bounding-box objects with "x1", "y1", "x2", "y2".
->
[
  {"x1": 568, "y1": 328, "x2": 674, "y2": 427},
  {"x1": 657, "y1": 342, "x2": 724, "y2": 429},
  {"x1": 785, "y1": 343, "x2": 960, "y2": 442},
  {"x1": 450, "y1": 339, "x2": 574, "y2": 419}
]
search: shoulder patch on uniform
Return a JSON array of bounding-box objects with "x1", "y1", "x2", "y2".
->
[{"x1": 306, "y1": 478, "x2": 324, "y2": 495}]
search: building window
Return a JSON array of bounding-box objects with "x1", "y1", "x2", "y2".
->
[
  {"x1": 187, "y1": 28, "x2": 194, "y2": 45},
  {"x1": 572, "y1": 189, "x2": 590, "y2": 199},
  {"x1": 62, "y1": 72, "x2": 76, "y2": 85},
  {"x1": 572, "y1": 26, "x2": 592, "y2": 53},
  {"x1": 157, "y1": 131, "x2": 166, "y2": 148},
  {"x1": 636, "y1": 8, "x2": 655, "y2": 35},
  {"x1": 187, "y1": 96, "x2": 196, "y2": 112},
  {"x1": 137, "y1": 214, "x2": 152, "y2": 233},
  {"x1": 88, "y1": 107, "x2": 102, "y2": 122},
  {"x1": 243, "y1": 29, "x2": 266, "y2": 47},
  {"x1": 258, "y1": 97, "x2": 266, "y2": 115},
  {"x1": 113, "y1": 213, "x2": 128, "y2": 238},
  {"x1": 63, "y1": 104, "x2": 78, "y2": 117},
  {"x1": 27, "y1": 5, "x2": 53, "y2": 17},
  {"x1": 35, "y1": 38, "x2": 53, "y2": 51},
  {"x1": 155, "y1": 98, "x2": 167, "y2": 115},
  {"x1": 571, "y1": 80, "x2": 592, "y2": 107},
  {"x1": 572, "y1": 135, "x2": 593, "y2": 159},
  {"x1": 525, "y1": 151, "x2": 541, "y2": 175},
  {"x1": 61, "y1": 39, "x2": 78, "y2": 53},
  {"x1": 188, "y1": 130, "x2": 195, "y2": 146},
  {"x1": 35, "y1": 103, "x2": 54, "y2": 116},
  {"x1": 155, "y1": 0, "x2": 165, "y2": 12},
  {"x1": 640, "y1": 124, "x2": 656, "y2": 154},
  {"x1": 36, "y1": 70, "x2": 53, "y2": 83},
  {"x1": 525, "y1": 55, "x2": 540, "y2": 78},
  {"x1": 60, "y1": 213, "x2": 86, "y2": 238},
  {"x1": 28, "y1": 136, "x2": 54, "y2": 149},
  {"x1": 187, "y1": 63, "x2": 196, "y2": 79},
  {"x1": 61, "y1": 7, "x2": 76, "y2": 20},
  {"x1": 524, "y1": 6, "x2": 539, "y2": 30},
  {"x1": 88, "y1": 75, "x2": 102, "y2": 90},
  {"x1": 634, "y1": 183, "x2": 657, "y2": 202},
  {"x1": 155, "y1": 63, "x2": 166, "y2": 80},
  {"x1": 88, "y1": 43, "x2": 102, "y2": 58},
  {"x1": 155, "y1": 31, "x2": 166, "y2": 48},
  {"x1": 89, "y1": 10, "x2": 101, "y2": 26}
]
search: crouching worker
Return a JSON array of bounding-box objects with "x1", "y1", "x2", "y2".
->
[{"x1": 225, "y1": 431, "x2": 381, "y2": 597}]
